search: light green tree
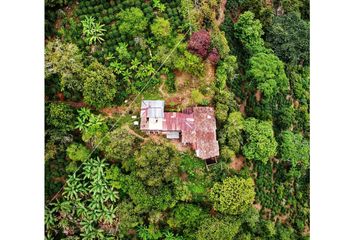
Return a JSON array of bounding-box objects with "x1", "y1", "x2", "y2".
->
[
  {"x1": 209, "y1": 177, "x2": 255, "y2": 215},
  {"x1": 151, "y1": 17, "x2": 171, "y2": 39},
  {"x1": 279, "y1": 130, "x2": 310, "y2": 175},
  {"x1": 243, "y1": 118, "x2": 278, "y2": 164},
  {"x1": 81, "y1": 16, "x2": 106, "y2": 45},
  {"x1": 117, "y1": 7, "x2": 148, "y2": 37},
  {"x1": 196, "y1": 216, "x2": 241, "y2": 240},
  {"x1": 234, "y1": 11, "x2": 265, "y2": 54}
]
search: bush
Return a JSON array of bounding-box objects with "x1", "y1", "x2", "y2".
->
[{"x1": 66, "y1": 143, "x2": 90, "y2": 161}]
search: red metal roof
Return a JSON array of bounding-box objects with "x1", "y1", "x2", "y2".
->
[{"x1": 140, "y1": 102, "x2": 219, "y2": 159}]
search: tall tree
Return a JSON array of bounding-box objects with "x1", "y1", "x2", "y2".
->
[
  {"x1": 265, "y1": 12, "x2": 310, "y2": 65},
  {"x1": 234, "y1": 11, "x2": 265, "y2": 54},
  {"x1": 243, "y1": 118, "x2": 278, "y2": 164},
  {"x1": 134, "y1": 141, "x2": 179, "y2": 187},
  {"x1": 209, "y1": 176, "x2": 255, "y2": 215},
  {"x1": 247, "y1": 52, "x2": 289, "y2": 98},
  {"x1": 278, "y1": 130, "x2": 310, "y2": 176},
  {"x1": 45, "y1": 39, "x2": 84, "y2": 93},
  {"x1": 83, "y1": 60, "x2": 116, "y2": 109}
]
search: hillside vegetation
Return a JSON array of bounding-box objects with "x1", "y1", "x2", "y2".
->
[{"x1": 45, "y1": 0, "x2": 310, "y2": 239}]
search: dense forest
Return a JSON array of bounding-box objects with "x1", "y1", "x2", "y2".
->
[{"x1": 45, "y1": 0, "x2": 310, "y2": 239}]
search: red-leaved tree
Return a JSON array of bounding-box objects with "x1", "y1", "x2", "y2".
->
[
  {"x1": 207, "y1": 48, "x2": 220, "y2": 65},
  {"x1": 187, "y1": 29, "x2": 211, "y2": 58}
]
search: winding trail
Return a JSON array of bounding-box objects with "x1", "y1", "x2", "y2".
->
[{"x1": 216, "y1": 0, "x2": 227, "y2": 27}]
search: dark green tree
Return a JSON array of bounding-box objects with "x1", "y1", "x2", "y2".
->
[
  {"x1": 46, "y1": 103, "x2": 75, "y2": 133},
  {"x1": 265, "y1": 12, "x2": 310, "y2": 65},
  {"x1": 104, "y1": 126, "x2": 141, "y2": 162},
  {"x1": 83, "y1": 61, "x2": 116, "y2": 109},
  {"x1": 134, "y1": 141, "x2": 179, "y2": 187}
]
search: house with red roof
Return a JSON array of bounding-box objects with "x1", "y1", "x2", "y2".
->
[{"x1": 140, "y1": 100, "x2": 219, "y2": 160}]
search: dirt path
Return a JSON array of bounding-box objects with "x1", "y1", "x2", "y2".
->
[
  {"x1": 122, "y1": 125, "x2": 145, "y2": 140},
  {"x1": 216, "y1": 0, "x2": 227, "y2": 27},
  {"x1": 158, "y1": 75, "x2": 168, "y2": 98},
  {"x1": 100, "y1": 106, "x2": 127, "y2": 117}
]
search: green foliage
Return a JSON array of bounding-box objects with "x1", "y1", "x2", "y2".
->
[
  {"x1": 137, "y1": 225, "x2": 163, "y2": 240},
  {"x1": 46, "y1": 103, "x2": 75, "y2": 133},
  {"x1": 75, "y1": 108, "x2": 108, "y2": 146},
  {"x1": 219, "y1": 111, "x2": 244, "y2": 154},
  {"x1": 210, "y1": 176, "x2": 255, "y2": 215},
  {"x1": 215, "y1": 55, "x2": 238, "y2": 90},
  {"x1": 169, "y1": 203, "x2": 205, "y2": 229},
  {"x1": 66, "y1": 143, "x2": 90, "y2": 162},
  {"x1": 45, "y1": 0, "x2": 72, "y2": 8},
  {"x1": 116, "y1": 200, "x2": 143, "y2": 238},
  {"x1": 81, "y1": 16, "x2": 106, "y2": 45},
  {"x1": 45, "y1": 39, "x2": 84, "y2": 93},
  {"x1": 211, "y1": 31, "x2": 230, "y2": 59},
  {"x1": 83, "y1": 60, "x2": 116, "y2": 109},
  {"x1": 196, "y1": 216, "x2": 241, "y2": 240},
  {"x1": 151, "y1": 17, "x2": 171, "y2": 39},
  {"x1": 115, "y1": 42, "x2": 131, "y2": 62},
  {"x1": 247, "y1": 52, "x2": 289, "y2": 98},
  {"x1": 265, "y1": 12, "x2": 310, "y2": 65},
  {"x1": 191, "y1": 89, "x2": 208, "y2": 106},
  {"x1": 47, "y1": 157, "x2": 119, "y2": 239},
  {"x1": 134, "y1": 141, "x2": 179, "y2": 187},
  {"x1": 117, "y1": 7, "x2": 148, "y2": 37},
  {"x1": 234, "y1": 11, "x2": 265, "y2": 54},
  {"x1": 214, "y1": 89, "x2": 237, "y2": 122},
  {"x1": 104, "y1": 126, "x2": 140, "y2": 162},
  {"x1": 243, "y1": 118, "x2": 278, "y2": 163},
  {"x1": 279, "y1": 131, "x2": 310, "y2": 177},
  {"x1": 156, "y1": 36, "x2": 205, "y2": 78}
]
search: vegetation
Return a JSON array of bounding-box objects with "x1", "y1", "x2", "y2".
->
[{"x1": 45, "y1": 0, "x2": 310, "y2": 239}]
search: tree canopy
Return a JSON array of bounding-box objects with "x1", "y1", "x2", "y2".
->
[
  {"x1": 134, "y1": 141, "x2": 179, "y2": 187},
  {"x1": 83, "y1": 60, "x2": 117, "y2": 109},
  {"x1": 243, "y1": 118, "x2": 278, "y2": 163},
  {"x1": 209, "y1": 176, "x2": 255, "y2": 215},
  {"x1": 117, "y1": 7, "x2": 148, "y2": 37},
  {"x1": 247, "y1": 52, "x2": 289, "y2": 98}
]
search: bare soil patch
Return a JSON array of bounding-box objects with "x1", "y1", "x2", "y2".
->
[
  {"x1": 255, "y1": 89, "x2": 262, "y2": 102},
  {"x1": 229, "y1": 155, "x2": 245, "y2": 171},
  {"x1": 254, "y1": 203, "x2": 262, "y2": 211},
  {"x1": 100, "y1": 106, "x2": 127, "y2": 117},
  {"x1": 274, "y1": 213, "x2": 289, "y2": 224}
]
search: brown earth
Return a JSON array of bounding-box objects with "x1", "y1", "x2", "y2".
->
[
  {"x1": 100, "y1": 106, "x2": 127, "y2": 117},
  {"x1": 216, "y1": 0, "x2": 227, "y2": 27},
  {"x1": 229, "y1": 155, "x2": 245, "y2": 171}
]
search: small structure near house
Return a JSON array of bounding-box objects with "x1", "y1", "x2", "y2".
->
[{"x1": 140, "y1": 100, "x2": 219, "y2": 160}]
